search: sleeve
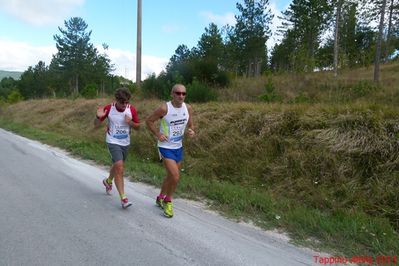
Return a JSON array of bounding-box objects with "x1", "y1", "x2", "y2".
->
[
  {"x1": 130, "y1": 106, "x2": 140, "y2": 123},
  {"x1": 99, "y1": 104, "x2": 111, "y2": 121}
]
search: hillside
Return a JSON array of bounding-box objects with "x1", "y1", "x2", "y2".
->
[
  {"x1": 0, "y1": 70, "x2": 22, "y2": 80},
  {"x1": 0, "y1": 63, "x2": 398, "y2": 258}
]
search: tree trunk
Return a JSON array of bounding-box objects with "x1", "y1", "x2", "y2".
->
[
  {"x1": 75, "y1": 74, "x2": 79, "y2": 94},
  {"x1": 255, "y1": 59, "x2": 261, "y2": 76},
  {"x1": 374, "y1": 0, "x2": 387, "y2": 83},
  {"x1": 334, "y1": 0, "x2": 343, "y2": 78},
  {"x1": 384, "y1": 0, "x2": 394, "y2": 61}
]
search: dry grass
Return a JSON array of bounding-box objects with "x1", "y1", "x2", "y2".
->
[{"x1": 218, "y1": 62, "x2": 399, "y2": 105}]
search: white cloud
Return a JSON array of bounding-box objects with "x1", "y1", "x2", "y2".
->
[
  {"x1": 267, "y1": 2, "x2": 285, "y2": 51},
  {"x1": 161, "y1": 24, "x2": 181, "y2": 34},
  {"x1": 0, "y1": 39, "x2": 168, "y2": 81},
  {"x1": 141, "y1": 55, "x2": 168, "y2": 79},
  {"x1": 0, "y1": 39, "x2": 56, "y2": 71},
  {"x1": 0, "y1": 0, "x2": 84, "y2": 26},
  {"x1": 101, "y1": 47, "x2": 168, "y2": 81},
  {"x1": 200, "y1": 11, "x2": 236, "y2": 26}
]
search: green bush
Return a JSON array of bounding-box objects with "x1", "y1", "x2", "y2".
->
[
  {"x1": 292, "y1": 92, "x2": 312, "y2": 103},
  {"x1": 258, "y1": 78, "x2": 281, "y2": 102},
  {"x1": 186, "y1": 80, "x2": 217, "y2": 103},
  {"x1": 214, "y1": 71, "x2": 230, "y2": 87},
  {"x1": 81, "y1": 84, "x2": 98, "y2": 99},
  {"x1": 0, "y1": 96, "x2": 6, "y2": 110},
  {"x1": 351, "y1": 80, "x2": 379, "y2": 97},
  {"x1": 141, "y1": 73, "x2": 171, "y2": 99},
  {"x1": 7, "y1": 90, "x2": 23, "y2": 103}
]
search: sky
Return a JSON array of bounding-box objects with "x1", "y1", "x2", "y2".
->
[{"x1": 0, "y1": 0, "x2": 290, "y2": 81}]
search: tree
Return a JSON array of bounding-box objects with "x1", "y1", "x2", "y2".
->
[
  {"x1": 340, "y1": 1, "x2": 359, "y2": 68},
  {"x1": 234, "y1": 0, "x2": 273, "y2": 76},
  {"x1": 334, "y1": 0, "x2": 344, "y2": 77},
  {"x1": 166, "y1": 44, "x2": 192, "y2": 73},
  {"x1": 165, "y1": 44, "x2": 194, "y2": 84},
  {"x1": 223, "y1": 25, "x2": 241, "y2": 76},
  {"x1": 52, "y1": 17, "x2": 112, "y2": 95},
  {"x1": 277, "y1": 0, "x2": 332, "y2": 72},
  {"x1": 270, "y1": 29, "x2": 297, "y2": 71},
  {"x1": 0, "y1": 77, "x2": 17, "y2": 99},
  {"x1": 374, "y1": 0, "x2": 387, "y2": 82},
  {"x1": 384, "y1": 0, "x2": 399, "y2": 60},
  {"x1": 196, "y1": 23, "x2": 225, "y2": 65},
  {"x1": 18, "y1": 61, "x2": 50, "y2": 99},
  {"x1": 92, "y1": 44, "x2": 114, "y2": 95}
]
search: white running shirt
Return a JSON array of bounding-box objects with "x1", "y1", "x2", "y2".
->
[
  {"x1": 106, "y1": 103, "x2": 133, "y2": 146},
  {"x1": 158, "y1": 101, "x2": 189, "y2": 149}
]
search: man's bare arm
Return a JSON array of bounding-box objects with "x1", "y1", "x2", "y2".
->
[{"x1": 146, "y1": 103, "x2": 167, "y2": 141}]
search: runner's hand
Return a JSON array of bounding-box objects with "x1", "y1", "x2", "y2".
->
[
  {"x1": 96, "y1": 106, "x2": 106, "y2": 119},
  {"x1": 125, "y1": 114, "x2": 132, "y2": 125},
  {"x1": 187, "y1": 128, "x2": 195, "y2": 138},
  {"x1": 157, "y1": 133, "x2": 168, "y2": 142}
]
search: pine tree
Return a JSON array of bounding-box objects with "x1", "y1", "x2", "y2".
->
[
  {"x1": 277, "y1": 0, "x2": 332, "y2": 72},
  {"x1": 196, "y1": 23, "x2": 224, "y2": 63},
  {"x1": 374, "y1": 0, "x2": 387, "y2": 82},
  {"x1": 384, "y1": 0, "x2": 399, "y2": 60},
  {"x1": 334, "y1": 0, "x2": 344, "y2": 77},
  {"x1": 18, "y1": 61, "x2": 50, "y2": 99},
  {"x1": 234, "y1": 0, "x2": 273, "y2": 76},
  {"x1": 52, "y1": 17, "x2": 111, "y2": 95}
]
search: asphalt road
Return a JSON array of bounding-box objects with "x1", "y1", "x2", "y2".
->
[{"x1": 0, "y1": 128, "x2": 328, "y2": 266}]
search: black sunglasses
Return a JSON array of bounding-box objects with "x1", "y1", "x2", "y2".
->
[{"x1": 174, "y1": 91, "x2": 186, "y2": 96}]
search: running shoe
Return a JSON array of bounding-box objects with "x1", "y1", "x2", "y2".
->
[
  {"x1": 163, "y1": 201, "x2": 173, "y2": 218},
  {"x1": 121, "y1": 198, "x2": 132, "y2": 209},
  {"x1": 156, "y1": 196, "x2": 165, "y2": 209},
  {"x1": 103, "y1": 178, "x2": 112, "y2": 195}
]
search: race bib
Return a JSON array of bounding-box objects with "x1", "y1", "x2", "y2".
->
[
  {"x1": 169, "y1": 125, "x2": 184, "y2": 142},
  {"x1": 112, "y1": 125, "x2": 129, "y2": 139}
]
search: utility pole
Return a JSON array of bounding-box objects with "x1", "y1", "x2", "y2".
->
[{"x1": 136, "y1": 0, "x2": 142, "y2": 87}]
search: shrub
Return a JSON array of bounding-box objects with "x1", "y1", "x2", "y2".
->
[
  {"x1": 186, "y1": 80, "x2": 217, "y2": 103},
  {"x1": 81, "y1": 83, "x2": 97, "y2": 99},
  {"x1": 141, "y1": 73, "x2": 171, "y2": 99},
  {"x1": 258, "y1": 78, "x2": 281, "y2": 102},
  {"x1": 7, "y1": 90, "x2": 23, "y2": 103},
  {"x1": 292, "y1": 92, "x2": 312, "y2": 103},
  {"x1": 351, "y1": 80, "x2": 379, "y2": 97},
  {"x1": 214, "y1": 71, "x2": 230, "y2": 87}
]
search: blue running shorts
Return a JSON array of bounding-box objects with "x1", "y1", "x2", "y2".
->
[{"x1": 158, "y1": 147, "x2": 183, "y2": 163}]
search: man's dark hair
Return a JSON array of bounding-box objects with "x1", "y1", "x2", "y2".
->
[{"x1": 115, "y1": 88, "x2": 131, "y2": 102}]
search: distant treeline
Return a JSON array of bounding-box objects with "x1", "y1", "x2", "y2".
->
[
  {"x1": 0, "y1": 0, "x2": 398, "y2": 103},
  {"x1": 0, "y1": 70, "x2": 21, "y2": 80}
]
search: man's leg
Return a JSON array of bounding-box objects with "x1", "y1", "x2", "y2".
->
[
  {"x1": 103, "y1": 163, "x2": 116, "y2": 195},
  {"x1": 112, "y1": 160, "x2": 132, "y2": 209},
  {"x1": 161, "y1": 159, "x2": 182, "y2": 218},
  {"x1": 162, "y1": 159, "x2": 181, "y2": 199},
  {"x1": 112, "y1": 160, "x2": 125, "y2": 197},
  {"x1": 108, "y1": 165, "x2": 116, "y2": 181}
]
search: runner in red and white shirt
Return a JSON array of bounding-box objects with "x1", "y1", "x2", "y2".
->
[{"x1": 94, "y1": 88, "x2": 140, "y2": 209}]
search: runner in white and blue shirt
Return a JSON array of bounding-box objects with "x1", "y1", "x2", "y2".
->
[{"x1": 146, "y1": 84, "x2": 195, "y2": 218}]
